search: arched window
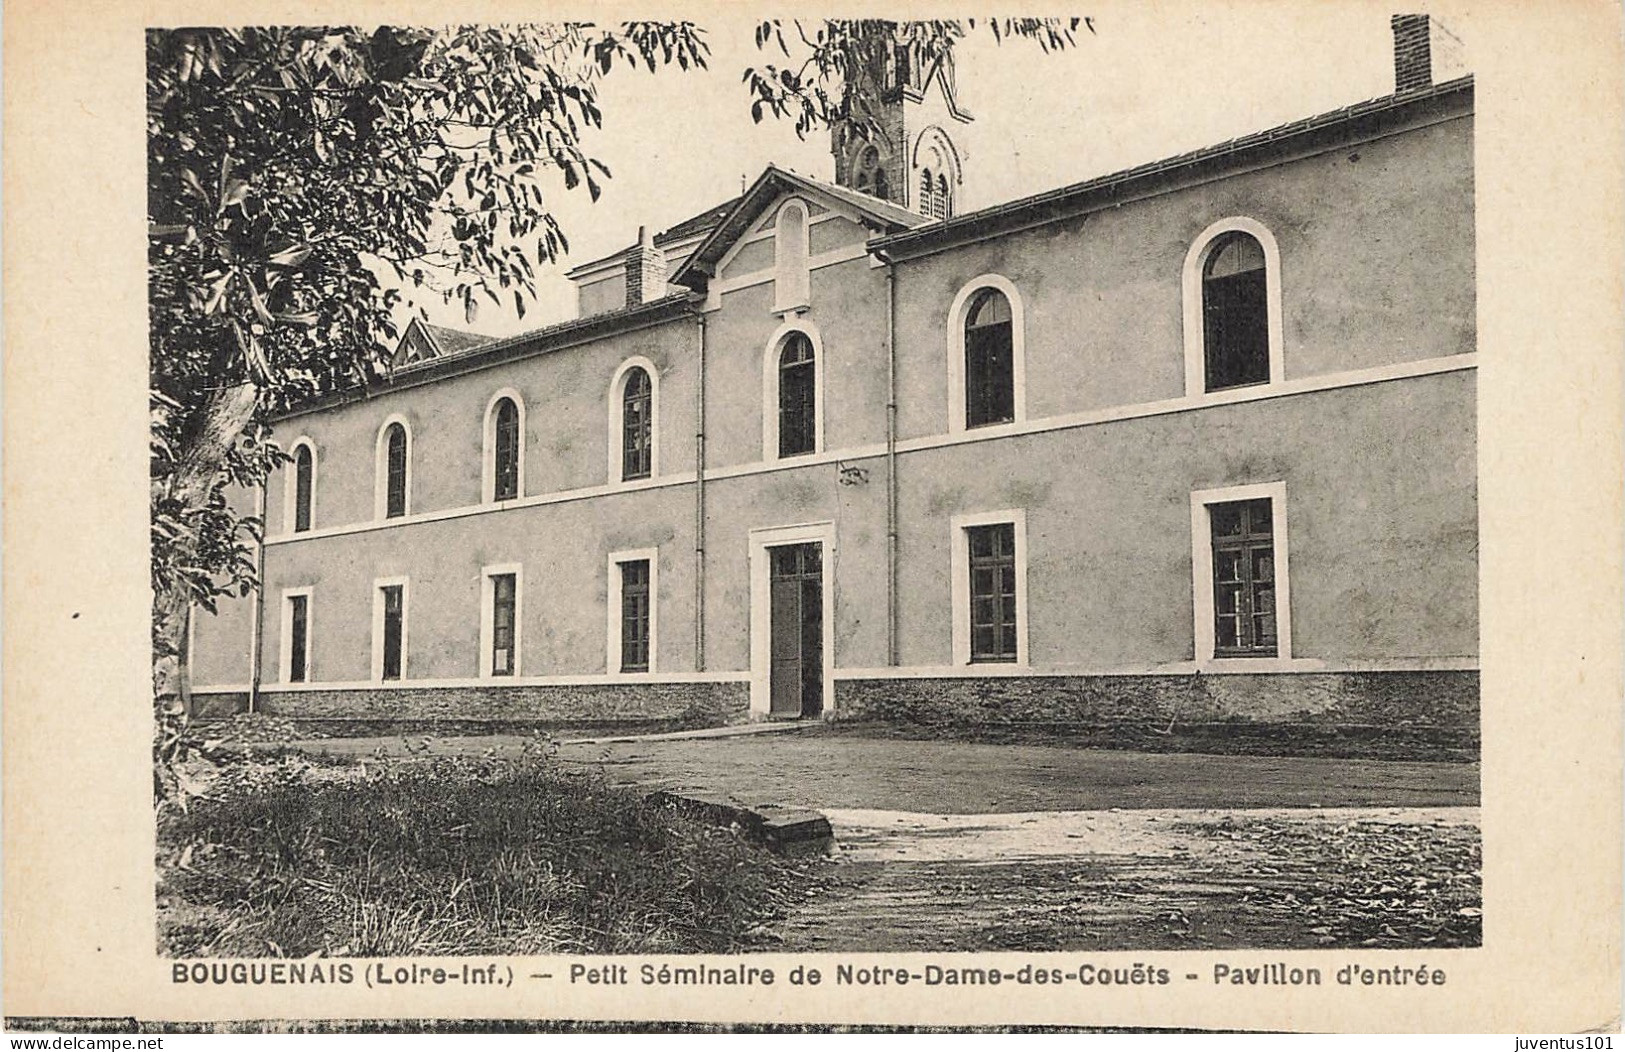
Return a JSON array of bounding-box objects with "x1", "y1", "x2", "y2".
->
[
  {"x1": 482, "y1": 391, "x2": 524, "y2": 503},
  {"x1": 762, "y1": 323, "x2": 823, "y2": 461},
  {"x1": 912, "y1": 126, "x2": 962, "y2": 221},
  {"x1": 492, "y1": 397, "x2": 520, "y2": 500},
  {"x1": 777, "y1": 332, "x2": 817, "y2": 458},
  {"x1": 288, "y1": 439, "x2": 315, "y2": 533},
  {"x1": 964, "y1": 288, "x2": 1015, "y2": 427},
  {"x1": 1182, "y1": 218, "x2": 1283, "y2": 397},
  {"x1": 621, "y1": 367, "x2": 653, "y2": 481},
  {"x1": 607, "y1": 359, "x2": 659, "y2": 484},
  {"x1": 1201, "y1": 231, "x2": 1270, "y2": 390},
  {"x1": 375, "y1": 419, "x2": 410, "y2": 519}
]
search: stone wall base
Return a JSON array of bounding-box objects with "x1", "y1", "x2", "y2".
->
[
  {"x1": 832, "y1": 670, "x2": 1479, "y2": 754},
  {"x1": 191, "y1": 671, "x2": 1478, "y2": 757},
  {"x1": 192, "y1": 681, "x2": 750, "y2": 727}
]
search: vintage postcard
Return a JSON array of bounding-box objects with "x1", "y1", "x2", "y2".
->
[{"x1": 3, "y1": 0, "x2": 1621, "y2": 1034}]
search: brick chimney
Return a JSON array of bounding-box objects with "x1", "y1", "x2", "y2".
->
[
  {"x1": 625, "y1": 226, "x2": 667, "y2": 307},
  {"x1": 1391, "y1": 14, "x2": 1433, "y2": 91},
  {"x1": 1391, "y1": 14, "x2": 1466, "y2": 92}
]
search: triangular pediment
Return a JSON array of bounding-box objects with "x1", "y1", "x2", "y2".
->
[
  {"x1": 670, "y1": 165, "x2": 929, "y2": 291},
  {"x1": 391, "y1": 317, "x2": 440, "y2": 367}
]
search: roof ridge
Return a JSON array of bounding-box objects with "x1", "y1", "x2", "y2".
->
[{"x1": 873, "y1": 77, "x2": 1474, "y2": 257}]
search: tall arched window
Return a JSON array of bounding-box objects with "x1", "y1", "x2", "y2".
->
[
  {"x1": 607, "y1": 359, "x2": 659, "y2": 484},
  {"x1": 919, "y1": 168, "x2": 936, "y2": 218},
  {"x1": 376, "y1": 419, "x2": 409, "y2": 519},
  {"x1": 964, "y1": 288, "x2": 1015, "y2": 428},
  {"x1": 289, "y1": 440, "x2": 315, "y2": 533},
  {"x1": 621, "y1": 367, "x2": 653, "y2": 481},
  {"x1": 936, "y1": 173, "x2": 952, "y2": 219},
  {"x1": 1201, "y1": 231, "x2": 1270, "y2": 391},
  {"x1": 778, "y1": 332, "x2": 817, "y2": 458},
  {"x1": 482, "y1": 391, "x2": 524, "y2": 504},
  {"x1": 1183, "y1": 218, "x2": 1282, "y2": 397},
  {"x1": 492, "y1": 397, "x2": 520, "y2": 500}
]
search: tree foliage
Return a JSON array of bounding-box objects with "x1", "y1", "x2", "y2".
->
[
  {"x1": 147, "y1": 20, "x2": 1082, "y2": 788},
  {"x1": 146, "y1": 22, "x2": 707, "y2": 665},
  {"x1": 741, "y1": 19, "x2": 1089, "y2": 142}
]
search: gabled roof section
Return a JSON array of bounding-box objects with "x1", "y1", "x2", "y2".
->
[
  {"x1": 565, "y1": 196, "x2": 744, "y2": 280},
  {"x1": 670, "y1": 165, "x2": 930, "y2": 290},
  {"x1": 662, "y1": 196, "x2": 743, "y2": 243},
  {"x1": 423, "y1": 322, "x2": 493, "y2": 356},
  {"x1": 391, "y1": 317, "x2": 495, "y2": 367},
  {"x1": 872, "y1": 77, "x2": 1474, "y2": 263}
]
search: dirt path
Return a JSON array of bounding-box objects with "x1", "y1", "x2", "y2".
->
[
  {"x1": 552, "y1": 736, "x2": 1477, "y2": 812},
  {"x1": 284, "y1": 731, "x2": 1478, "y2": 812},
  {"x1": 771, "y1": 807, "x2": 1481, "y2": 951},
  {"x1": 272, "y1": 730, "x2": 1481, "y2": 951}
]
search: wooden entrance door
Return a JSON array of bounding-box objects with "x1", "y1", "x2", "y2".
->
[{"x1": 768, "y1": 542, "x2": 823, "y2": 718}]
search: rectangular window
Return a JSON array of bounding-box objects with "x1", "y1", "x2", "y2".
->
[
  {"x1": 622, "y1": 407, "x2": 651, "y2": 479},
  {"x1": 490, "y1": 572, "x2": 516, "y2": 676},
  {"x1": 380, "y1": 584, "x2": 404, "y2": 680},
  {"x1": 778, "y1": 357, "x2": 816, "y2": 457},
  {"x1": 1209, "y1": 497, "x2": 1277, "y2": 656},
  {"x1": 966, "y1": 522, "x2": 1018, "y2": 663},
  {"x1": 620, "y1": 559, "x2": 651, "y2": 672},
  {"x1": 965, "y1": 328, "x2": 1015, "y2": 428},
  {"x1": 286, "y1": 593, "x2": 309, "y2": 683}
]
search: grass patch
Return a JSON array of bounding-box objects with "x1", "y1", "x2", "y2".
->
[{"x1": 158, "y1": 749, "x2": 825, "y2": 957}]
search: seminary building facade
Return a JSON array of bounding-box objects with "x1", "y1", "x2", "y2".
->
[{"x1": 190, "y1": 16, "x2": 1478, "y2": 748}]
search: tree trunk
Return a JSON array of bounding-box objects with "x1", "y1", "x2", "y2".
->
[{"x1": 152, "y1": 382, "x2": 258, "y2": 728}]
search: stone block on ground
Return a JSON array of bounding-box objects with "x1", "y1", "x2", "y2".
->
[{"x1": 646, "y1": 790, "x2": 834, "y2": 855}]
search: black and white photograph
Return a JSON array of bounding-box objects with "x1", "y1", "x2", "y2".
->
[
  {"x1": 152, "y1": 8, "x2": 1483, "y2": 960},
  {"x1": 4, "y1": 0, "x2": 1622, "y2": 1036}
]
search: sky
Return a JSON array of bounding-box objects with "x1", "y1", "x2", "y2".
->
[{"x1": 410, "y1": 5, "x2": 1461, "y2": 337}]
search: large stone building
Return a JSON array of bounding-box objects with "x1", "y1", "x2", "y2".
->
[{"x1": 190, "y1": 17, "x2": 1478, "y2": 747}]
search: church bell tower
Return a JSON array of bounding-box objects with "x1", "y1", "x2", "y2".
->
[{"x1": 831, "y1": 34, "x2": 973, "y2": 219}]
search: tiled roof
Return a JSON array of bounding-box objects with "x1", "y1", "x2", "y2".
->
[
  {"x1": 279, "y1": 294, "x2": 695, "y2": 421},
  {"x1": 658, "y1": 197, "x2": 742, "y2": 244},
  {"x1": 565, "y1": 196, "x2": 744, "y2": 278},
  {"x1": 392, "y1": 293, "x2": 692, "y2": 381},
  {"x1": 422, "y1": 322, "x2": 493, "y2": 357},
  {"x1": 873, "y1": 77, "x2": 1474, "y2": 260}
]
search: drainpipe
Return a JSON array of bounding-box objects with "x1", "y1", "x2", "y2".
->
[
  {"x1": 247, "y1": 480, "x2": 267, "y2": 714},
  {"x1": 883, "y1": 255, "x2": 900, "y2": 667},
  {"x1": 694, "y1": 313, "x2": 708, "y2": 671}
]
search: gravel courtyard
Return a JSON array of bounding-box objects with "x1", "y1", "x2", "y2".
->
[{"x1": 272, "y1": 723, "x2": 1480, "y2": 950}]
